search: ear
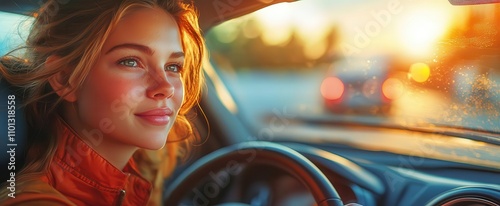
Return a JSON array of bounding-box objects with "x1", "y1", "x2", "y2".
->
[{"x1": 46, "y1": 55, "x2": 78, "y2": 102}]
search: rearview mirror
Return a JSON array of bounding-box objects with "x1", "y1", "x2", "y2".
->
[{"x1": 449, "y1": 0, "x2": 500, "y2": 5}]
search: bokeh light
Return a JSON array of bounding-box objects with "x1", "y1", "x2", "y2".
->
[
  {"x1": 321, "y1": 77, "x2": 344, "y2": 100},
  {"x1": 382, "y1": 78, "x2": 405, "y2": 99},
  {"x1": 253, "y1": 3, "x2": 294, "y2": 46},
  {"x1": 409, "y1": 63, "x2": 430, "y2": 83}
]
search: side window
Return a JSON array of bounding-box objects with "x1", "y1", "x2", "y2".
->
[{"x1": 0, "y1": 11, "x2": 32, "y2": 56}]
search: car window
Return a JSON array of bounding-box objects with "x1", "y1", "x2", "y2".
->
[
  {"x1": 205, "y1": 0, "x2": 500, "y2": 135},
  {"x1": 0, "y1": 11, "x2": 32, "y2": 56}
]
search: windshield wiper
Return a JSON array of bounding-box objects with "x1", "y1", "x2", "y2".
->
[{"x1": 408, "y1": 124, "x2": 500, "y2": 145}]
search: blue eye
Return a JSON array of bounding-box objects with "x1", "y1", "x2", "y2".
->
[
  {"x1": 165, "y1": 64, "x2": 183, "y2": 73},
  {"x1": 118, "y1": 58, "x2": 139, "y2": 67}
]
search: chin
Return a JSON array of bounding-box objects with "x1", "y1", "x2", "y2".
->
[
  {"x1": 141, "y1": 144, "x2": 166, "y2": 150},
  {"x1": 137, "y1": 135, "x2": 168, "y2": 150}
]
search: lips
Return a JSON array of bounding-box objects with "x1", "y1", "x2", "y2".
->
[{"x1": 135, "y1": 108, "x2": 173, "y2": 126}]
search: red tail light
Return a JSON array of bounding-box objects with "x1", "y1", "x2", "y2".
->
[
  {"x1": 321, "y1": 77, "x2": 344, "y2": 100},
  {"x1": 382, "y1": 78, "x2": 404, "y2": 100}
]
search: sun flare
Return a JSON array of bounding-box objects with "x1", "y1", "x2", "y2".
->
[{"x1": 397, "y1": 8, "x2": 452, "y2": 57}]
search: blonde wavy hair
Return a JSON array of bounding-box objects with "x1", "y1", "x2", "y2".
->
[{"x1": 0, "y1": 0, "x2": 205, "y2": 204}]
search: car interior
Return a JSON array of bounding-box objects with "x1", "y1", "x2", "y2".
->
[{"x1": 1, "y1": 0, "x2": 500, "y2": 206}]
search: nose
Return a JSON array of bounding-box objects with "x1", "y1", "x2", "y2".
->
[{"x1": 146, "y1": 69, "x2": 174, "y2": 100}]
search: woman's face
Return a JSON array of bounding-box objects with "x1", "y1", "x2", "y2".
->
[{"x1": 69, "y1": 7, "x2": 184, "y2": 150}]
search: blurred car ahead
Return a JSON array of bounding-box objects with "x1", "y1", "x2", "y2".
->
[{"x1": 321, "y1": 55, "x2": 395, "y2": 114}]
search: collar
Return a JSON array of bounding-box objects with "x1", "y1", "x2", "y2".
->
[{"x1": 48, "y1": 117, "x2": 152, "y2": 205}]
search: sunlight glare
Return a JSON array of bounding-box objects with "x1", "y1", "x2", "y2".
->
[
  {"x1": 253, "y1": 3, "x2": 294, "y2": 46},
  {"x1": 397, "y1": 9, "x2": 451, "y2": 57}
]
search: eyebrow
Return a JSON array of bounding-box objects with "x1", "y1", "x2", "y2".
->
[
  {"x1": 106, "y1": 43, "x2": 184, "y2": 59},
  {"x1": 170, "y1": 51, "x2": 185, "y2": 59}
]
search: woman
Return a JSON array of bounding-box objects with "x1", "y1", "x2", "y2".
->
[{"x1": 0, "y1": 0, "x2": 205, "y2": 205}]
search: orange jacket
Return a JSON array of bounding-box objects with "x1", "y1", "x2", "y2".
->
[{"x1": 2, "y1": 121, "x2": 152, "y2": 206}]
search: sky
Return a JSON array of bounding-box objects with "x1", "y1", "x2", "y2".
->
[{"x1": 218, "y1": 0, "x2": 467, "y2": 60}]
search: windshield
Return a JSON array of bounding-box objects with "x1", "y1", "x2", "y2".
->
[{"x1": 205, "y1": 0, "x2": 500, "y2": 137}]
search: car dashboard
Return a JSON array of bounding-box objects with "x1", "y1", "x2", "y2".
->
[
  {"x1": 187, "y1": 121, "x2": 500, "y2": 206},
  {"x1": 223, "y1": 140, "x2": 500, "y2": 206}
]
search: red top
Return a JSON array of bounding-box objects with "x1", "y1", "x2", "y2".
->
[{"x1": 3, "y1": 119, "x2": 152, "y2": 206}]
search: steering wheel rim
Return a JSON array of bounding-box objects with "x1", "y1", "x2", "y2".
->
[{"x1": 163, "y1": 141, "x2": 344, "y2": 206}]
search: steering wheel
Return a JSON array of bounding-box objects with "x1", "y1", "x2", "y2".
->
[{"x1": 163, "y1": 141, "x2": 344, "y2": 206}]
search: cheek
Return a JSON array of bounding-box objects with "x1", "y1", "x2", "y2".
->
[
  {"x1": 79, "y1": 72, "x2": 144, "y2": 122},
  {"x1": 172, "y1": 77, "x2": 185, "y2": 111}
]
